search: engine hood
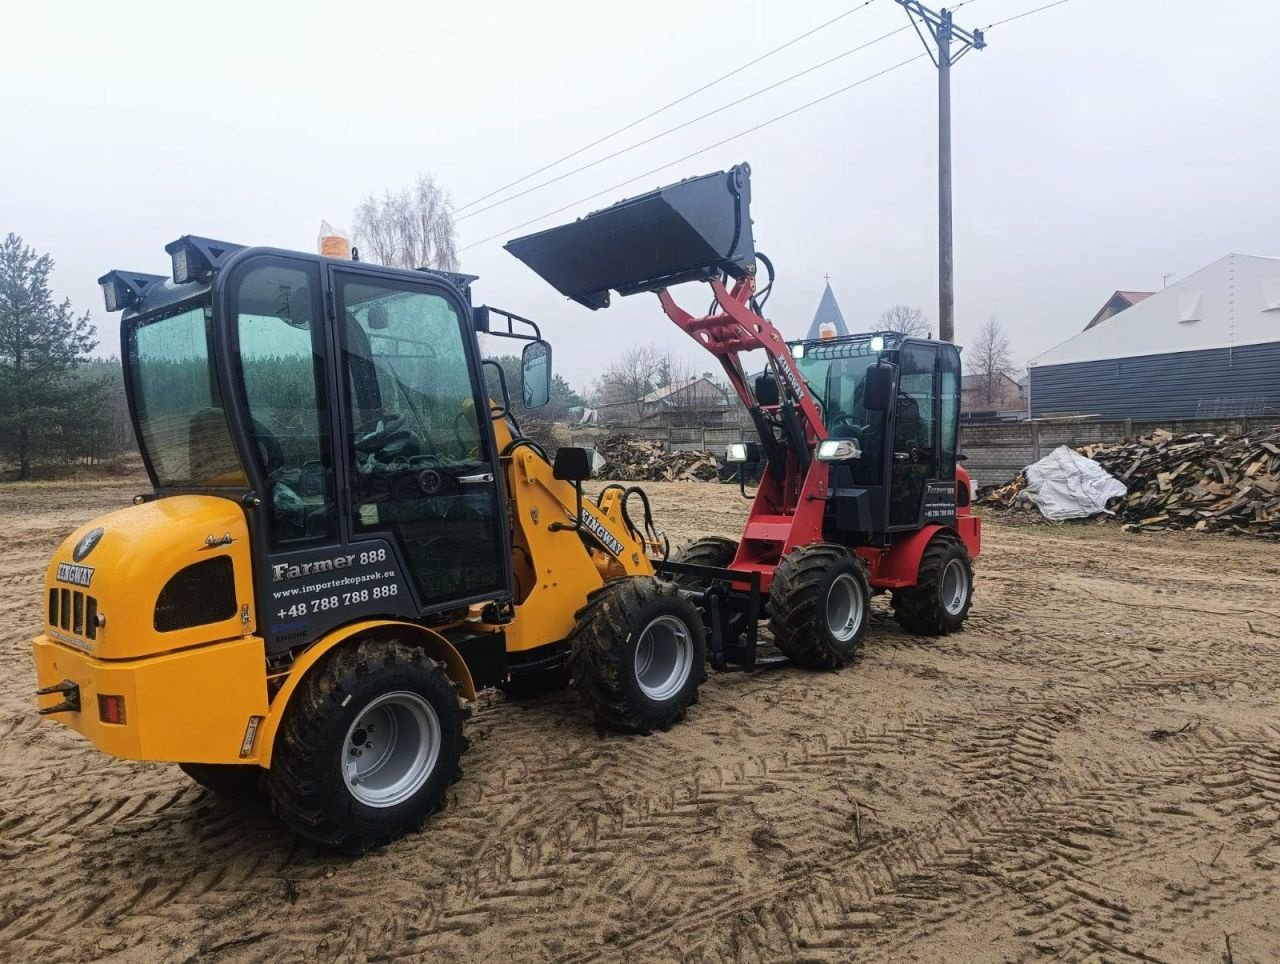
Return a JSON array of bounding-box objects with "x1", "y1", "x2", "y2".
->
[{"x1": 43, "y1": 495, "x2": 256, "y2": 659}]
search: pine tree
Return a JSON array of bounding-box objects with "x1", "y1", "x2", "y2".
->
[{"x1": 0, "y1": 233, "x2": 97, "y2": 479}]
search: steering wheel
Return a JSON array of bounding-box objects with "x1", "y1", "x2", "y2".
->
[
  {"x1": 250, "y1": 418, "x2": 285, "y2": 475},
  {"x1": 828, "y1": 412, "x2": 867, "y2": 443},
  {"x1": 353, "y1": 412, "x2": 408, "y2": 454},
  {"x1": 452, "y1": 411, "x2": 479, "y2": 459}
]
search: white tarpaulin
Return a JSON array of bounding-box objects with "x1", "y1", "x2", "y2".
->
[{"x1": 1021, "y1": 445, "x2": 1127, "y2": 521}]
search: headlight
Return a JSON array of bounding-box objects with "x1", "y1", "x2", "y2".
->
[
  {"x1": 790, "y1": 343, "x2": 806, "y2": 359},
  {"x1": 96, "y1": 270, "x2": 168, "y2": 313},
  {"x1": 725, "y1": 441, "x2": 761, "y2": 464},
  {"x1": 869, "y1": 336, "x2": 885, "y2": 352},
  {"x1": 816, "y1": 439, "x2": 862, "y2": 461},
  {"x1": 163, "y1": 235, "x2": 246, "y2": 285}
]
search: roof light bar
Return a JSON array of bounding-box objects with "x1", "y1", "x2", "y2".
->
[
  {"x1": 96, "y1": 270, "x2": 168, "y2": 313},
  {"x1": 163, "y1": 235, "x2": 246, "y2": 285}
]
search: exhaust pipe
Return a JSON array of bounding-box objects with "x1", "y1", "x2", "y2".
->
[{"x1": 505, "y1": 164, "x2": 755, "y2": 309}]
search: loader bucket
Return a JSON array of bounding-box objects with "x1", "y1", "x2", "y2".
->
[{"x1": 505, "y1": 164, "x2": 755, "y2": 309}]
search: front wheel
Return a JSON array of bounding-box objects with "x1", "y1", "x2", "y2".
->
[
  {"x1": 570, "y1": 577, "x2": 706, "y2": 733},
  {"x1": 767, "y1": 544, "x2": 871, "y2": 669},
  {"x1": 892, "y1": 534, "x2": 974, "y2": 636},
  {"x1": 669, "y1": 536, "x2": 739, "y2": 589},
  {"x1": 264, "y1": 637, "x2": 466, "y2": 854}
]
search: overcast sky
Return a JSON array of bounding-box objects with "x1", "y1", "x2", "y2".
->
[{"x1": 3, "y1": 0, "x2": 1276, "y2": 391}]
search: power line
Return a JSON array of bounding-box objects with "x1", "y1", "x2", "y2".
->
[
  {"x1": 458, "y1": 0, "x2": 1069, "y2": 256},
  {"x1": 459, "y1": 53, "x2": 927, "y2": 253},
  {"x1": 455, "y1": 23, "x2": 913, "y2": 224},
  {"x1": 453, "y1": 0, "x2": 882, "y2": 214},
  {"x1": 985, "y1": 0, "x2": 1072, "y2": 29}
]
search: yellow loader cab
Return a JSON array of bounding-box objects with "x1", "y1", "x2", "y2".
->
[{"x1": 34, "y1": 237, "x2": 705, "y2": 852}]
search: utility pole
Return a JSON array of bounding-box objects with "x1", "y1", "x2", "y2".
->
[{"x1": 895, "y1": 1, "x2": 986, "y2": 343}]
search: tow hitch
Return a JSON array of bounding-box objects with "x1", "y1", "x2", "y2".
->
[{"x1": 36, "y1": 679, "x2": 81, "y2": 715}]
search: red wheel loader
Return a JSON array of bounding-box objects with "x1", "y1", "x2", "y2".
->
[{"x1": 507, "y1": 163, "x2": 981, "y2": 670}]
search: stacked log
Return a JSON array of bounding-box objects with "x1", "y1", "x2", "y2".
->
[
  {"x1": 596, "y1": 434, "x2": 721, "y2": 482},
  {"x1": 977, "y1": 428, "x2": 1280, "y2": 536}
]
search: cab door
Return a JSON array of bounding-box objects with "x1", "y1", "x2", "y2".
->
[
  {"x1": 331, "y1": 268, "x2": 510, "y2": 610},
  {"x1": 889, "y1": 341, "x2": 941, "y2": 527}
]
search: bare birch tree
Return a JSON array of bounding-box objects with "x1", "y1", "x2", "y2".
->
[
  {"x1": 593, "y1": 345, "x2": 672, "y2": 421},
  {"x1": 353, "y1": 172, "x2": 458, "y2": 271},
  {"x1": 971, "y1": 316, "x2": 1014, "y2": 408},
  {"x1": 878, "y1": 304, "x2": 930, "y2": 338}
]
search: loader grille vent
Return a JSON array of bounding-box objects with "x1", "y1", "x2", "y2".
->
[
  {"x1": 48, "y1": 588, "x2": 99, "y2": 641},
  {"x1": 154, "y1": 557, "x2": 237, "y2": 632}
]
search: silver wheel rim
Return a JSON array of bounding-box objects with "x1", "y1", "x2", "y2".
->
[
  {"x1": 342, "y1": 691, "x2": 440, "y2": 808},
  {"x1": 942, "y1": 558, "x2": 969, "y2": 616},
  {"x1": 826, "y1": 573, "x2": 864, "y2": 642},
  {"x1": 634, "y1": 615, "x2": 694, "y2": 702}
]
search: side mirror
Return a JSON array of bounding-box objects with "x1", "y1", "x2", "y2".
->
[
  {"x1": 553, "y1": 446, "x2": 592, "y2": 483},
  {"x1": 367, "y1": 303, "x2": 390, "y2": 330},
  {"x1": 864, "y1": 364, "x2": 894, "y2": 412},
  {"x1": 521, "y1": 340, "x2": 552, "y2": 408}
]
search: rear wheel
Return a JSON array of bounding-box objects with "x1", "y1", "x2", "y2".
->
[
  {"x1": 570, "y1": 577, "x2": 706, "y2": 733},
  {"x1": 892, "y1": 534, "x2": 974, "y2": 636},
  {"x1": 178, "y1": 762, "x2": 262, "y2": 797},
  {"x1": 669, "y1": 536, "x2": 739, "y2": 588},
  {"x1": 264, "y1": 637, "x2": 465, "y2": 854},
  {"x1": 767, "y1": 544, "x2": 870, "y2": 669}
]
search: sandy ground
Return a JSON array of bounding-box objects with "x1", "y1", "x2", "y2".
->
[{"x1": 1, "y1": 479, "x2": 1279, "y2": 962}]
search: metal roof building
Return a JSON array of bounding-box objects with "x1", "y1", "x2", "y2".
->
[{"x1": 1027, "y1": 254, "x2": 1280, "y2": 419}]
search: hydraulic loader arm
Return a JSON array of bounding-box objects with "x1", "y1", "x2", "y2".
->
[{"x1": 658, "y1": 276, "x2": 826, "y2": 475}]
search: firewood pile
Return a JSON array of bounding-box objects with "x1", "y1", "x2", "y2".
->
[
  {"x1": 596, "y1": 434, "x2": 721, "y2": 482},
  {"x1": 978, "y1": 428, "x2": 1280, "y2": 536}
]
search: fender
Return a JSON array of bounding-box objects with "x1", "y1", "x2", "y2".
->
[
  {"x1": 867, "y1": 524, "x2": 955, "y2": 589},
  {"x1": 255, "y1": 619, "x2": 475, "y2": 767}
]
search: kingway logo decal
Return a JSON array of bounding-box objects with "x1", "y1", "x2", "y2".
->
[
  {"x1": 779, "y1": 363, "x2": 806, "y2": 401},
  {"x1": 56, "y1": 563, "x2": 94, "y2": 587},
  {"x1": 580, "y1": 508, "x2": 624, "y2": 557}
]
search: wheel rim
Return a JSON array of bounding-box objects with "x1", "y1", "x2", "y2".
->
[
  {"x1": 633, "y1": 615, "x2": 694, "y2": 702},
  {"x1": 825, "y1": 573, "x2": 865, "y2": 642},
  {"x1": 941, "y1": 558, "x2": 969, "y2": 616},
  {"x1": 342, "y1": 691, "x2": 441, "y2": 808}
]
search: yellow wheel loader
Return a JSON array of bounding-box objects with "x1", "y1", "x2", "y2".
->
[{"x1": 33, "y1": 237, "x2": 704, "y2": 852}]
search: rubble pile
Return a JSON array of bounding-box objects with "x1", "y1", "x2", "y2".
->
[
  {"x1": 978, "y1": 428, "x2": 1280, "y2": 536},
  {"x1": 595, "y1": 434, "x2": 721, "y2": 482}
]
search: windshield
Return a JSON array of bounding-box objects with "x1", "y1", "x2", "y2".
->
[
  {"x1": 127, "y1": 302, "x2": 246, "y2": 487},
  {"x1": 794, "y1": 337, "x2": 887, "y2": 484},
  {"x1": 793, "y1": 337, "x2": 882, "y2": 415}
]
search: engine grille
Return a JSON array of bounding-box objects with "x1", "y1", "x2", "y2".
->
[
  {"x1": 48, "y1": 588, "x2": 99, "y2": 641},
  {"x1": 154, "y1": 557, "x2": 237, "y2": 632}
]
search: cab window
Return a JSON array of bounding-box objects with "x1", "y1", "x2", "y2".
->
[
  {"x1": 232, "y1": 260, "x2": 336, "y2": 545},
  {"x1": 129, "y1": 304, "x2": 246, "y2": 488}
]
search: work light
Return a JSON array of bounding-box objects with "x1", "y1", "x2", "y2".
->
[
  {"x1": 790, "y1": 343, "x2": 806, "y2": 359},
  {"x1": 725, "y1": 441, "x2": 761, "y2": 463},
  {"x1": 97, "y1": 271, "x2": 168, "y2": 313},
  {"x1": 816, "y1": 439, "x2": 862, "y2": 461},
  {"x1": 164, "y1": 235, "x2": 245, "y2": 285}
]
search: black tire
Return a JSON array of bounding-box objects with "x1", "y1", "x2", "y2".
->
[
  {"x1": 569, "y1": 576, "x2": 707, "y2": 734},
  {"x1": 767, "y1": 544, "x2": 870, "y2": 669},
  {"x1": 669, "y1": 536, "x2": 739, "y2": 588},
  {"x1": 264, "y1": 637, "x2": 466, "y2": 854},
  {"x1": 178, "y1": 762, "x2": 263, "y2": 797},
  {"x1": 891, "y1": 534, "x2": 974, "y2": 636}
]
